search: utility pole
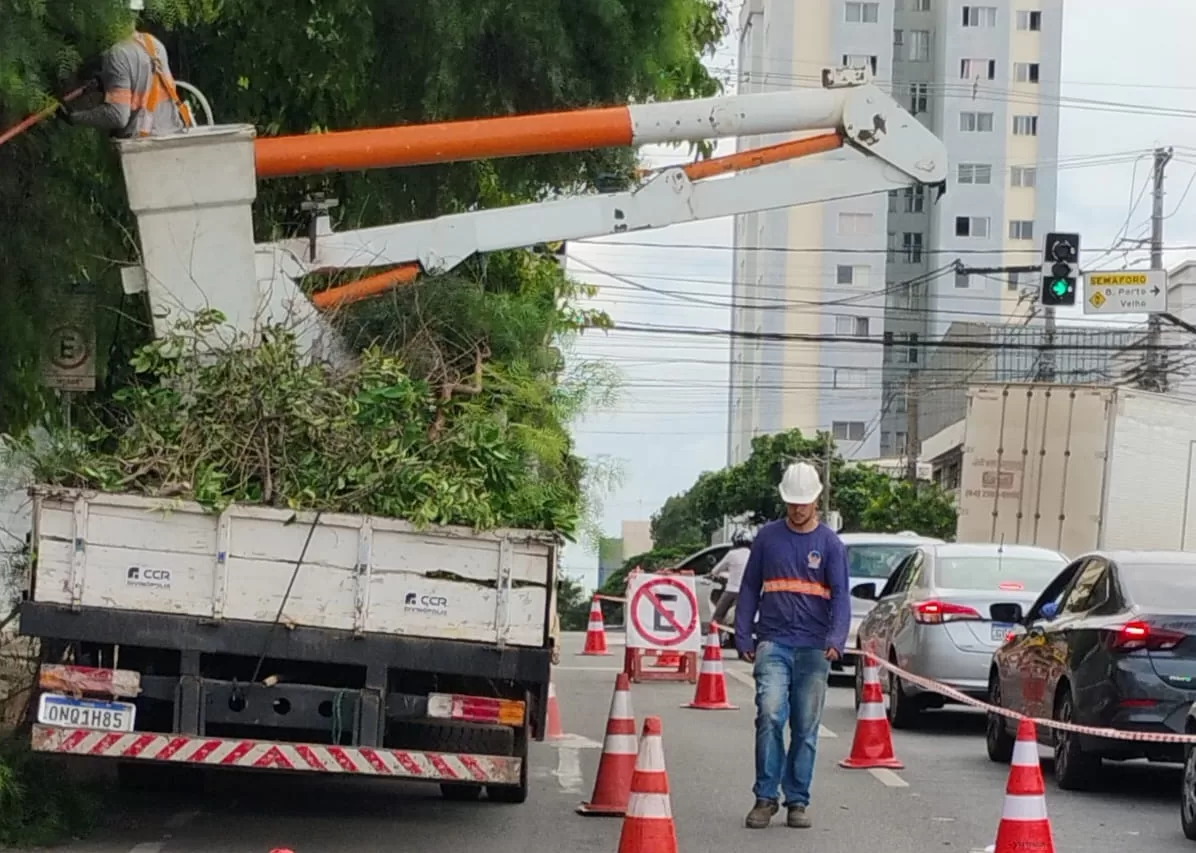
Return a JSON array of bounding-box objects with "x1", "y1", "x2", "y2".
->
[
  {"x1": 821, "y1": 433, "x2": 832, "y2": 516},
  {"x1": 904, "y1": 369, "x2": 920, "y2": 484},
  {"x1": 1041, "y1": 307, "x2": 1056, "y2": 382},
  {"x1": 1146, "y1": 146, "x2": 1173, "y2": 391}
]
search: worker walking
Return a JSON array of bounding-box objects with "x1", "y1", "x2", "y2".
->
[
  {"x1": 709, "y1": 530, "x2": 752, "y2": 632},
  {"x1": 60, "y1": 0, "x2": 191, "y2": 138},
  {"x1": 734, "y1": 462, "x2": 850, "y2": 831}
]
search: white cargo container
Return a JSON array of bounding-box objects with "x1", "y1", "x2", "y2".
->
[{"x1": 956, "y1": 383, "x2": 1196, "y2": 557}]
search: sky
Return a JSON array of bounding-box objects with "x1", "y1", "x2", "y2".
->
[{"x1": 561, "y1": 0, "x2": 1196, "y2": 586}]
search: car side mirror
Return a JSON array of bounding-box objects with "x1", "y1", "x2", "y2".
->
[
  {"x1": 989, "y1": 602, "x2": 1024, "y2": 624},
  {"x1": 851, "y1": 582, "x2": 878, "y2": 601},
  {"x1": 1040, "y1": 601, "x2": 1059, "y2": 620}
]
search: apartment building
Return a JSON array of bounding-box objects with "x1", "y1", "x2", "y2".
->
[{"x1": 727, "y1": 0, "x2": 1063, "y2": 465}]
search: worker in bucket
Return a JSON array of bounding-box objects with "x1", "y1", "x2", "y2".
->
[
  {"x1": 734, "y1": 461, "x2": 850, "y2": 831},
  {"x1": 709, "y1": 530, "x2": 752, "y2": 636},
  {"x1": 59, "y1": 0, "x2": 192, "y2": 138}
]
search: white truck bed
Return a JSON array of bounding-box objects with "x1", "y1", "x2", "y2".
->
[{"x1": 29, "y1": 488, "x2": 555, "y2": 648}]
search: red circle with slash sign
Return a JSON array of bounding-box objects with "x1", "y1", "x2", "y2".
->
[{"x1": 629, "y1": 576, "x2": 700, "y2": 648}]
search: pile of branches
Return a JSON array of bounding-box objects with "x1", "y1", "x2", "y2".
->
[{"x1": 20, "y1": 310, "x2": 582, "y2": 534}]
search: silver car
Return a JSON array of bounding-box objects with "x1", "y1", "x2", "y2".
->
[
  {"x1": 853, "y1": 542, "x2": 1068, "y2": 728},
  {"x1": 838, "y1": 532, "x2": 945, "y2": 672}
]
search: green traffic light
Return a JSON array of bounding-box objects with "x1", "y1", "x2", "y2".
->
[{"x1": 1051, "y1": 279, "x2": 1070, "y2": 297}]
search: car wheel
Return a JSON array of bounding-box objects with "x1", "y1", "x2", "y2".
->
[
  {"x1": 1053, "y1": 689, "x2": 1099, "y2": 791},
  {"x1": 1181, "y1": 745, "x2": 1196, "y2": 840},
  {"x1": 985, "y1": 672, "x2": 1015, "y2": 763},
  {"x1": 886, "y1": 651, "x2": 920, "y2": 730}
]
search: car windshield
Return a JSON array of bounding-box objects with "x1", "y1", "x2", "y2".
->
[
  {"x1": 935, "y1": 555, "x2": 1066, "y2": 591},
  {"x1": 847, "y1": 544, "x2": 919, "y2": 579},
  {"x1": 1120, "y1": 563, "x2": 1196, "y2": 608}
]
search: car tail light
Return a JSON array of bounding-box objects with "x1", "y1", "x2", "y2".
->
[
  {"x1": 426, "y1": 693, "x2": 526, "y2": 727},
  {"x1": 911, "y1": 600, "x2": 982, "y2": 624},
  {"x1": 1110, "y1": 620, "x2": 1186, "y2": 652}
]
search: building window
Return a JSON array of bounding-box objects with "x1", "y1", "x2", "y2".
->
[
  {"x1": 913, "y1": 0, "x2": 931, "y2": 10},
  {"x1": 955, "y1": 216, "x2": 991, "y2": 238},
  {"x1": 833, "y1": 421, "x2": 867, "y2": 442},
  {"x1": 961, "y1": 6, "x2": 997, "y2": 27},
  {"x1": 1009, "y1": 219, "x2": 1035, "y2": 240},
  {"x1": 837, "y1": 264, "x2": 870, "y2": 286},
  {"x1": 893, "y1": 28, "x2": 903, "y2": 46},
  {"x1": 907, "y1": 30, "x2": 931, "y2": 62},
  {"x1": 902, "y1": 232, "x2": 923, "y2": 263},
  {"x1": 898, "y1": 186, "x2": 925, "y2": 213},
  {"x1": 895, "y1": 431, "x2": 908, "y2": 454},
  {"x1": 1014, "y1": 62, "x2": 1040, "y2": 83},
  {"x1": 961, "y1": 58, "x2": 997, "y2": 80},
  {"x1": 1010, "y1": 166, "x2": 1037, "y2": 187},
  {"x1": 834, "y1": 368, "x2": 868, "y2": 389},
  {"x1": 838, "y1": 211, "x2": 874, "y2": 235},
  {"x1": 842, "y1": 54, "x2": 879, "y2": 74},
  {"x1": 835, "y1": 315, "x2": 870, "y2": 337},
  {"x1": 846, "y1": 1, "x2": 880, "y2": 23},
  {"x1": 1017, "y1": 10, "x2": 1042, "y2": 31},
  {"x1": 908, "y1": 82, "x2": 929, "y2": 113},
  {"x1": 957, "y1": 163, "x2": 993, "y2": 184},
  {"x1": 960, "y1": 111, "x2": 994, "y2": 132},
  {"x1": 955, "y1": 271, "x2": 971, "y2": 288},
  {"x1": 1013, "y1": 115, "x2": 1039, "y2": 136},
  {"x1": 907, "y1": 333, "x2": 920, "y2": 364}
]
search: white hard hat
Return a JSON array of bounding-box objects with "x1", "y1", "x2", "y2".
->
[{"x1": 778, "y1": 461, "x2": 823, "y2": 505}]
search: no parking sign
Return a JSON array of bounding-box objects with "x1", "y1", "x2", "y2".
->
[{"x1": 625, "y1": 573, "x2": 702, "y2": 653}]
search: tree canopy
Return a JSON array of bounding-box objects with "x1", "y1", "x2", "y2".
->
[{"x1": 650, "y1": 430, "x2": 959, "y2": 548}]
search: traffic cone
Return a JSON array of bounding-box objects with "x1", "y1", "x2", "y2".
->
[
  {"x1": 616, "y1": 716, "x2": 678, "y2": 853},
  {"x1": 838, "y1": 660, "x2": 903, "y2": 769},
  {"x1": 993, "y1": 720, "x2": 1055, "y2": 853},
  {"x1": 577, "y1": 673, "x2": 638, "y2": 816},
  {"x1": 546, "y1": 680, "x2": 566, "y2": 740},
  {"x1": 581, "y1": 598, "x2": 610, "y2": 656},
  {"x1": 682, "y1": 628, "x2": 738, "y2": 710}
]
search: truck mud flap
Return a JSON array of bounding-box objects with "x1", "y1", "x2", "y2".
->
[{"x1": 30, "y1": 724, "x2": 521, "y2": 785}]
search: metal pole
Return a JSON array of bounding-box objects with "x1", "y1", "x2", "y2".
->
[
  {"x1": 822, "y1": 433, "x2": 832, "y2": 516},
  {"x1": 1040, "y1": 306, "x2": 1056, "y2": 382},
  {"x1": 1147, "y1": 146, "x2": 1173, "y2": 391},
  {"x1": 905, "y1": 370, "x2": 920, "y2": 483}
]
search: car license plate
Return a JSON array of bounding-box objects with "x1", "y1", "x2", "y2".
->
[
  {"x1": 37, "y1": 693, "x2": 136, "y2": 733},
  {"x1": 991, "y1": 623, "x2": 1012, "y2": 641}
]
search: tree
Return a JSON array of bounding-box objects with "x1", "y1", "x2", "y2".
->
[
  {"x1": 0, "y1": 0, "x2": 729, "y2": 435},
  {"x1": 651, "y1": 429, "x2": 958, "y2": 541},
  {"x1": 556, "y1": 574, "x2": 592, "y2": 632},
  {"x1": 649, "y1": 492, "x2": 705, "y2": 550}
]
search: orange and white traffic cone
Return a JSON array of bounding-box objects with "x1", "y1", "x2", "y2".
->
[
  {"x1": 993, "y1": 719, "x2": 1055, "y2": 853},
  {"x1": 581, "y1": 598, "x2": 611, "y2": 656},
  {"x1": 682, "y1": 627, "x2": 738, "y2": 710},
  {"x1": 616, "y1": 716, "x2": 678, "y2": 853},
  {"x1": 839, "y1": 659, "x2": 903, "y2": 769},
  {"x1": 577, "y1": 673, "x2": 638, "y2": 816},
  {"x1": 546, "y1": 680, "x2": 566, "y2": 740}
]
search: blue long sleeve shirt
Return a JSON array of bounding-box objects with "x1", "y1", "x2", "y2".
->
[{"x1": 734, "y1": 519, "x2": 851, "y2": 656}]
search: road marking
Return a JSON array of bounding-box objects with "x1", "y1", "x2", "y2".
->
[
  {"x1": 868, "y1": 768, "x2": 908, "y2": 787},
  {"x1": 554, "y1": 665, "x2": 623, "y2": 672},
  {"x1": 548, "y1": 734, "x2": 603, "y2": 749},
  {"x1": 723, "y1": 663, "x2": 837, "y2": 738},
  {"x1": 554, "y1": 746, "x2": 585, "y2": 794},
  {"x1": 129, "y1": 843, "x2": 164, "y2": 853}
]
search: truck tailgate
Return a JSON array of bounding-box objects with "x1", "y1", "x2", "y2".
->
[{"x1": 30, "y1": 488, "x2": 554, "y2": 647}]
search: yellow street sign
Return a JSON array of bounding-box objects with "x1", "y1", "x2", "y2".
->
[
  {"x1": 1089, "y1": 291, "x2": 1106, "y2": 309},
  {"x1": 1088, "y1": 273, "x2": 1148, "y2": 287}
]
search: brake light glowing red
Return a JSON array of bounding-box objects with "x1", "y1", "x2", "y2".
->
[
  {"x1": 911, "y1": 600, "x2": 982, "y2": 624},
  {"x1": 1110, "y1": 620, "x2": 1186, "y2": 652}
]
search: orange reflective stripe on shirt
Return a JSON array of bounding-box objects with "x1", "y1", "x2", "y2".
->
[
  {"x1": 761, "y1": 578, "x2": 831, "y2": 599},
  {"x1": 105, "y1": 87, "x2": 134, "y2": 106}
]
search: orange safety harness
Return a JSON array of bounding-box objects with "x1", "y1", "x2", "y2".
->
[{"x1": 131, "y1": 32, "x2": 194, "y2": 136}]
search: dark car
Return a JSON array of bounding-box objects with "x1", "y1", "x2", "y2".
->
[{"x1": 986, "y1": 551, "x2": 1196, "y2": 790}]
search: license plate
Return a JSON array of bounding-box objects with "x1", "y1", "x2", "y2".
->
[
  {"x1": 991, "y1": 623, "x2": 1012, "y2": 641},
  {"x1": 37, "y1": 693, "x2": 136, "y2": 733}
]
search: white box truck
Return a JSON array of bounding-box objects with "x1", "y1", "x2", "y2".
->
[
  {"x1": 19, "y1": 488, "x2": 557, "y2": 802},
  {"x1": 956, "y1": 383, "x2": 1196, "y2": 557}
]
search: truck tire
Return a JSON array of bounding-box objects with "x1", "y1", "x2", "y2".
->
[
  {"x1": 440, "y1": 783, "x2": 483, "y2": 801},
  {"x1": 487, "y1": 721, "x2": 530, "y2": 804},
  {"x1": 402, "y1": 722, "x2": 514, "y2": 756}
]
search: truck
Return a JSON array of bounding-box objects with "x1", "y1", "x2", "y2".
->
[
  {"x1": 17, "y1": 65, "x2": 949, "y2": 800},
  {"x1": 955, "y1": 382, "x2": 1196, "y2": 558}
]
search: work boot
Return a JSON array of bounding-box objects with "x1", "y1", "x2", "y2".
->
[
  {"x1": 787, "y1": 804, "x2": 812, "y2": 828},
  {"x1": 745, "y1": 798, "x2": 779, "y2": 829}
]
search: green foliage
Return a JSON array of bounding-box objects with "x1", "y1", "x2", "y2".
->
[
  {"x1": 556, "y1": 574, "x2": 592, "y2": 632},
  {"x1": 0, "y1": 739, "x2": 102, "y2": 847},
  {"x1": 597, "y1": 544, "x2": 702, "y2": 599},
  {"x1": 651, "y1": 429, "x2": 959, "y2": 543}
]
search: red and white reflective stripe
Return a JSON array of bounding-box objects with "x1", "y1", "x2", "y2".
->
[
  {"x1": 857, "y1": 699, "x2": 886, "y2": 721},
  {"x1": 1011, "y1": 738, "x2": 1038, "y2": 766},
  {"x1": 31, "y1": 725, "x2": 520, "y2": 784},
  {"x1": 1000, "y1": 794, "x2": 1049, "y2": 821}
]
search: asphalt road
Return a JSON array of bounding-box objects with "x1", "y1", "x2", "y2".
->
[{"x1": 34, "y1": 632, "x2": 1196, "y2": 853}]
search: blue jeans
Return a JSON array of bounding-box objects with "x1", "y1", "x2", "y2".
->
[{"x1": 752, "y1": 640, "x2": 830, "y2": 806}]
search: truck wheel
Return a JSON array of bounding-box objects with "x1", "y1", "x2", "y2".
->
[
  {"x1": 440, "y1": 783, "x2": 483, "y2": 801},
  {"x1": 487, "y1": 721, "x2": 530, "y2": 804}
]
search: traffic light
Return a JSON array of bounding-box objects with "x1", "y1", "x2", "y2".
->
[{"x1": 1040, "y1": 232, "x2": 1080, "y2": 307}]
